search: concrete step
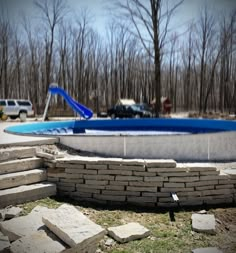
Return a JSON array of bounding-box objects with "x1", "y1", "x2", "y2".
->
[
  {"x1": 0, "y1": 157, "x2": 43, "y2": 175},
  {"x1": 0, "y1": 169, "x2": 47, "y2": 190},
  {"x1": 0, "y1": 182, "x2": 57, "y2": 208},
  {"x1": 0, "y1": 147, "x2": 36, "y2": 163}
]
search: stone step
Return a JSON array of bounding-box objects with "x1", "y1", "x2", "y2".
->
[
  {"x1": 0, "y1": 147, "x2": 36, "y2": 163},
  {"x1": 0, "y1": 182, "x2": 57, "y2": 208},
  {"x1": 0, "y1": 157, "x2": 43, "y2": 175},
  {"x1": 0, "y1": 169, "x2": 47, "y2": 190}
]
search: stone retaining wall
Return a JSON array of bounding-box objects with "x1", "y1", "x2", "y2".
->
[{"x1": 46, "y1": 156, "x2": 236, "y2": 207}]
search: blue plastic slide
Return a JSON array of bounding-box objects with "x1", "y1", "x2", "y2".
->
[{"x1": 49, "y1": 86, "x2": 93, "y2": 119}]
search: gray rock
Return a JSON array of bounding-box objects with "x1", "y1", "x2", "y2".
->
[
  {"x1": 4, "y1": 207, "x2": 22, "y2": 219},
  {"x1": 10, "y1": 230, "x2": 66, "y2": 253},
  {"x1": 0, "y1": 206, "x2": 51, "y2": 241},
  {"x1": 95, "y1": 249, "x2": 103, "y2": 253},
  {"x1": 192, "y1": 247, "x2": 223, "y2": 253},
  {"x1": 191, "y1": 214, "x2": 216, "y2": 235},
  {"x1": 0, "y1": 231, "x2": 10, "y2": 252},
  {"x1": 42, "y1": 204, "x2": 106, "y2": 250},
  {"x1": 107, "y1": 222, "x2": 150, "y2": 243},
  {"x1": 104, "y1": 238, "x2": 115, "y2": 246}
]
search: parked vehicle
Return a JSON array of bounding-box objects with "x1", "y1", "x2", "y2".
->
[
  {"x1": 136, "y1": 103, "x2": 153, "y2": 114},
  {"x1": 0, "y1": 99, "x2": 34, "y2": 121},
  {"x1": 107, "y1": 104, "x2": 152, "y2": 119}
]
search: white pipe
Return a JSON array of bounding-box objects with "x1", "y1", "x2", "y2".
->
[
  {"x1": 42, "y1": 83, "x2": 58, "y2": 121},
  {"x1": 123, "y1": 137, "x2": 126, "y2": 157},
  {"x1": 42, "y1": 92, "x2": 52, "y2": 122}
]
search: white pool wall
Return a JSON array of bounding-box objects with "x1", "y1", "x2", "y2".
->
[{"x1": 60, "y1": 131, "x2": 236, "y2": 161}]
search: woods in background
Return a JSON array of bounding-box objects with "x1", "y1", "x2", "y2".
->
[{"x1": 0, "y1": 0, "x2": 235, "y2": 116}]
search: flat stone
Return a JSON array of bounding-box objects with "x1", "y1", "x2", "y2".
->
[
  {"x1": 107, "y1": 222, "x2": 150, "y2": 243},
  {"x1": 36, "y1": 151, "x2": 59, "y2": 160},
  {"x1": 0, "y1": 182, "x2": 56, "y2": 208},
  {"x1": 42, "y1": 204, "x2": 106, "y2": 250},
  {"x1": 4, "y1": 207, "x2": 22, "y2": 219},
  {"x1": 223, "y1": 168, "x2": 236, "y2": 179},
  {"x1": 186, "y1": 163, "x2": 217, "y2": 172},
  {"x1": 0, "y1": 157, "x2": 43, "y2": 175},
  {"x1": 145, "y1": 159, "x2": 176, "y2": 168},
  {"x1": 0, "y1": 206, "x2": 51, "y2": 241},
  {"x1": 0, "y1": 169, "x2": 47, "y2": 190},
  {"x1": 192, "y1": 247, "x2": 223, "y2": 253},
  {"x1": 0, "y1": 147, "x2": 36, "y2": 162},
  {"x1": 10, "y1": 229, "x2": 66, "y2": 253},
  {"x1": 191, "y1": 214, "x2": 216, "y2": 234},
  {"x1": 0, "y1": 231, "x2": 10, "y2": 252}
]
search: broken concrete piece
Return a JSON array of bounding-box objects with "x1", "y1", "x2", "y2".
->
[
  {"x1": 107, "y1": 222, "x2": 150, "y2": 243},
  {"x1": 0, "y1": 206, "x2": 51, "y2": 241},
  {"x1": 36, "y1": 150, "x2": 64, "y2": 160},
  {"x1": 42, "y1": 204, "x2": 106, "y2": 250},
  {"x1": 4, "y1": 207, "x2": 22, "y2": 219},
  {"x1": 0, "y1": 231, "x2": 10, "y2": 252},
  {"x1": 192, "y1": 247, "x2": 223, "y2": 253},
  {"x1": 0, "y1": 209, "x2": 5, "y2": 220},
  {"x1": 10, "y1": 229, "x2": 66, "y2": 253},
  {"x1": 191, "y1": 214, "x2": 216, "y2": 235}
]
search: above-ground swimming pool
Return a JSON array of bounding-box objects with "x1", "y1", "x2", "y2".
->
[{"x1": 5, "y1": 118, "x2": 236, "y2": 161}]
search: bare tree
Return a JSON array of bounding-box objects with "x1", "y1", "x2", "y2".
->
[
  {"x1": 195, "y1": 6, "x2": 215, "y2": 113},
  {"x1": 34, "y1": 0, "x2": 67, "y2": 92},
  {"x1": 0, "y1": 13, "x2": 12, "y2": 98},
  {"x1": 113, "y1": 0, "x2": 183, "y2": 116},
  {"x1": 218, "y1": 11, "x2": 236, "y2": 113}
]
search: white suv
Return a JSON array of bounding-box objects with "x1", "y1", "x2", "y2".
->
[{"x1": 0, "y1": 99, "x2": 34, "y2": 121}]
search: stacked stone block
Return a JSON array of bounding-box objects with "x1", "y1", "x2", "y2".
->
[
  {"x1": 46, "y1": 156, "x2": 236, "y2": 207},
  {"x1": 0, "y1": 147, "x2": 56, "y2": 208}
]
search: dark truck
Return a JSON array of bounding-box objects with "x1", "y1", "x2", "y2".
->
[{"x1": 107, "y1": 104, "x2": 152, "y2": 119}]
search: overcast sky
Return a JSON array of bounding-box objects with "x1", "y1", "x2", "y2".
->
[{"x1": 1, "y1": 0, "x2": 236, "y2": 37}]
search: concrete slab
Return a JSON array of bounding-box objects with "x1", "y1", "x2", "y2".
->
[
  {"x1": 0, "y1": 231, "x2": 10, "y2": 252},
  {"x1": 0, "y1": 182, "x2": 56, "y2": 208},
  {"x1": 10, "y1": 229, "x2": 66, "y2": 253},
  {"x1": 107, "y1": 222, "x2": 150, "y2": 243},
  {"x1": 0, "y1": 122, "x2": 58, "y2": 147},
  {"x1": 42, "y1": 204, "x2": 106, "y2": 250},
  {"x1": 4, "y1": 207, "x2": 22, "y2": 220},
  {"x1": 0, "y1": 206, "x2": 51, "y2": 241},
  {"x1": 0, "y1": 157, "x2": 43, "y2": 175},
  {"x1": 192, "y1": 247, "x2": 223, "y2": 253},
  {"x1": 0, "y1": 147, "x2": 36, "y2": 163},
  {"x1": 0, "y1": 169, "x2": 47, "y2": 190},
  {"x1": 191, "y1": 214, "x2": 216, "y2": 235}
]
